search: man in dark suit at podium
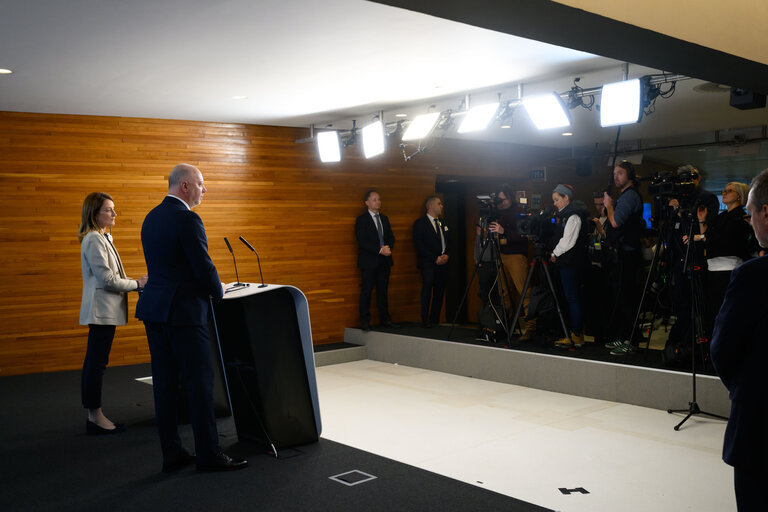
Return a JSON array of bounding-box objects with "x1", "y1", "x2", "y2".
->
[
  {"x1": 413, "y1": 195, "x2": 450, "y2": 327},
  {"x1": 136, "y1": 163, "x2": 247, "y2": 473},
  {"x1": 355, "y1": 189, "x2": 399, "y2": 330},
  {"x1": 710, "y1": 169, "x2": 768, "y2": 511}
]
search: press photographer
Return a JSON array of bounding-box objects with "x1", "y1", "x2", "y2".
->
[
  {"x1": 662, "y1": 165, "x2": 719, "y2": 361},
  {"x1": 549, "y1": 184, "x2": 589, "y2": 348},
  {"x1": 488, "y1": 185, "x2": 535, "y2": 337}
]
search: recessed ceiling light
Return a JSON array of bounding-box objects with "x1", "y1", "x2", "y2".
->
[
  {"x1": 231, "y1": 95, "x2": 248, "y2": 100},
  {"x1": 0, "y1": 69, "x2": 13, "y2": 74},
  {"x1": 561, "y1": 132, "x2": 573, "y2": 136},
  {"x1": 697, "y1": 148, "x2": 707, "y2": 152},
  {"x1": 500, "y1": 124, "x2": 511, "y2": 129},
  {"x1": 395, "y1": 113, "x2": 408, "y2": 118}
]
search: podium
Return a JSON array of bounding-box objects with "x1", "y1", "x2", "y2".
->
[{"x1": 209, "y1": 283, "x2": 321, "y2": 454}]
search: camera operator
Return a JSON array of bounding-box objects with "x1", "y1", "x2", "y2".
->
[
  {"x1": 665, "y1": 165, "x2": 719, "y2": 354},
  {"x1": 488, "y1": 185, "x2": 535, "y2": 338},
  {"x1": 685, "y1": 181, "x2": 755, "y2": 339},
  {"x1": 549, "y1": 184, "x2": 589, "y2": 348},
  {"x1": 602, "y1": 161, "x2": 645, "y2": 356}
]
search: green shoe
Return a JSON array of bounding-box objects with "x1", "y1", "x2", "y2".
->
[
  {"x1": 610, "y1": 342, "x2": 637, "y2": 356},
  {"x1": 604, "y1": 339, "x2": 624, "y2": 349}
]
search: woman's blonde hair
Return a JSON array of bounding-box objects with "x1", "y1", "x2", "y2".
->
[
  {"x1": 727, "y1": 182, "x2": 750, "y2": 207},
  {"x1": 78, "y1": 192, "x2": 113, "y2": 243}
]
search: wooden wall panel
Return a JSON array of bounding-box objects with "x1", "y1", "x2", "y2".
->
[{"x1": 0, "y1": 111, "x2": 581, "y2": 376}]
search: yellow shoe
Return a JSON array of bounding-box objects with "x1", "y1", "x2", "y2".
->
[
  {"x1": 571, "y1": 332, "x2": 584, "y2": 347},
  {"x1": 554, "y1": 336, "x2": 572, "y2": 348},
  {"x1": 554, "y1": 332, "x2": 583, "y2": 348}
]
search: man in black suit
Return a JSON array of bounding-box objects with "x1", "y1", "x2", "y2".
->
[
  {"x1": 136, "y1": 163, "x2": 247, "y2": 472},
  {"x1": 413, "y1": 195, "x2": 450, "y2": 327},
  {"x1": 710, "y1": 168, "x2": 768, "y2": 511},
  {"x1": 355, "y1": 189, "x2": 399, "y2": 330}
]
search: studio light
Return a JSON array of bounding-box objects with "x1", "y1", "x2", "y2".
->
[
  {"x1": 600, "y1": 78, "x2": 642, "y2": 127},
  {"x1": 361, "y1": 120, "x2": 385, "y2": 158},
  {"x1": 522, "y1": 93, "x2": 571, "y2": 130},
  {"x1": 401, "y1": 112, "x2": 440, "y2": 141},
  {"x1": 317, "y1": 131, "x2": 341, "y2": 163},
  {"x1": 458, "y1": 102, "x2": 499, "y2": 133}
]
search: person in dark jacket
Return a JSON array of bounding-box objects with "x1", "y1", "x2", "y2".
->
[
  {"x1": 355, "y1": 189, "x2": 399, "y2": 330},
  {"x1": 413, "y1": 195, "x2": 450, "y2": 327},
  {"x1": 710, "y1": 169, "x2": 768, "y2": 511},
  {"x1": 549, "y1": 184, "x2": 589, "y2": 348},
  {"x1": 136, "y1": 163, "x2": 247, "y2": 472},
  {"x1": 686, "y1": 181, "x2": 755, "y2": 338}
]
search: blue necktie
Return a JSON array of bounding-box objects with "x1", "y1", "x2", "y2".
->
[{"x1": 375, "y1": 214, "x2": 384, "y2": 247}]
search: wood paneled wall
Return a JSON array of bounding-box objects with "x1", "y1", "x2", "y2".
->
[{"x1": 0, "y1": 111, "x2": 582, "y2": 376}]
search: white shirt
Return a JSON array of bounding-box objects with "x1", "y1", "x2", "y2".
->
[
  {"x1": 552, "y1": 214, "x2": 582, "y2": 257},
  {"x1": 426, "y1": 213, "x2": 446, "y2": 254}
]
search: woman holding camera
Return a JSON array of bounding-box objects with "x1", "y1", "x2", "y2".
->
[{"x1": 550, "y1": 184, "x2": 590, "y2": 348}]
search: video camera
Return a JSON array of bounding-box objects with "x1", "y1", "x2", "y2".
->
[
  {"x1": 476, "y1": 193, "x2": 502, "y2": 222},
  {"x1": 645, "y1": 170, "x2": 696, "y2": 198},
  {"x1": 516, "y1": 207, "x2": 556, "y2": 242}
]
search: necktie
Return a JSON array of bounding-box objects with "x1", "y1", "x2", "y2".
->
[
  {"x1": 375, "y1": 214, "x2": 385, "y2": 247},
  {"x1": 434, "y1": 218, "x2": 446, "y2": 254}
]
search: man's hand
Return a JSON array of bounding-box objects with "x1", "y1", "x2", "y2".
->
[
  {"x1": 603, "y1": 192, "x2": 614, "y2": 209},
  {"x1": 489, "y1": 221, "x2": 504, "y2": 234},
  {"x1": 436, "y1": 254, "x2": 449, "y2": 265},
  {"x1": 380, "y1": 245, "x2": 392, "y2": 256},
  {"x1": 668, "y1": 198, "x2": 680, "y2": 209}
]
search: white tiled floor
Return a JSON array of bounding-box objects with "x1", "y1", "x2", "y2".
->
[{"x1": 316, "y1": 359, "x2": 735, "y2": 512}]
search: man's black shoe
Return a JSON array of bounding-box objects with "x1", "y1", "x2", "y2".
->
[
  {"x1": 421, "y1": 321, "x2": 432, "y2": 328},
  {"x1": 381, "y1": 320, "x2": 400, "y2": 328},
  {"x1": 361, "y1": 322, "x2": 371, "y2": 331},
  {"x1": 162, "y1": 449, "x2": 196, "y2": 473},
  {"x1": 196, "y1": 451, "x2": 248, "y2": 472}
]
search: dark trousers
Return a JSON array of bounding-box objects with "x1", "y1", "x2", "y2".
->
[
  {"x1": 606, "y1": 249, "x2": 642, "y2": 344},
  {"x1": 359, "y1": 263, "x2": 391, "y2": 324},
  {"x1": 420, "y1": 263, "x2": 447, "y2": 324},
  {"x1": 144, "y1": 321, "x2": 220, "y2": 464},
  {"x1": 734, "y1": 465, "x2": 761, "y2": 511},
  {"x1": 558, "y1": 266, "x2": 583, "y2": 335},
  {"x1": 81, "y1": 324, "x2": 116, "y2": 409}
]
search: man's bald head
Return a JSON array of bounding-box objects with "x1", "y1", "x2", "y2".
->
[{"x1": 168, "y1": 163, "x2": 206, "y2": 208}]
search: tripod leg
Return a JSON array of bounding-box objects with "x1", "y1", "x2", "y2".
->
[
  {"x1": 540, "y1": 260, "x2": 571, "y2": 344},
  {"x1": 509, "y1": 261, "x2": 536, "y2": 339}
]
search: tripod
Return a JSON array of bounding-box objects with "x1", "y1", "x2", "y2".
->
[
  {"x1": 509, "y1": 241, "x2": 571, "y2": 347},
  {"x1": 627, "y1": 200, "x2": 675, "y2": 351},
  {"x1": 667, "y1": 209, "x2": 728, "y2": 430},
  {"x1": 448, "y1": 221, "x2": 517, "y2": 345}
]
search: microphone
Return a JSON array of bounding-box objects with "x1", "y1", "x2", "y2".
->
[
  {"x1": 239, "y1": 236, "x2": 267, "y2": 288},
  {"x1": 224, "y1": 237, "x2": 249, "y2": 293}
]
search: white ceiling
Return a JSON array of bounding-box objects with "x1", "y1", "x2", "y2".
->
[{"x1": 1, "y1": 0, "x2": 767, "y2": 175}]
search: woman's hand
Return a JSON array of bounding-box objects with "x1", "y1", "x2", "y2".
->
[{"x1": 137, "y1": 274, "x2": 148, "y2": 287}]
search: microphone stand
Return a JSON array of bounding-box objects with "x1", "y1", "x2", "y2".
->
[
  {"x1": 239, "y1": 236, "x2": 268, "y2": 288},
  {"x1": 224, "y1": 237, "x2": 249, "y2": 293}
]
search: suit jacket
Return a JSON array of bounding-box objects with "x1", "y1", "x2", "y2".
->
[
  {"x1": 355, "y1": 211, "x2": 395, "y2": 269},
  {"x1": 135, "y1": 196, "x2": 223, "y2": 326},
  {"x1": 413, "y1": 215, "x2": 450, "y2": 268},
  {"x1": 710, "y1": 255, "x2": 768, "y2": 468},
  {"x1": 79, "y1": 230, "x2": 138, "y2": 325}
]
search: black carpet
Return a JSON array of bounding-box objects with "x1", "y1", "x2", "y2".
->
[
  {"x1": 0, "y1": 364, "x2": 551, "y2": 512},
  {"x1": 367, "y1": 322, "x2": 717, "y2": 376}
]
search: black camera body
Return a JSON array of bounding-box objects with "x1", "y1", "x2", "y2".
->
[
  {"x1": 516, "y1": 207, "x2": 556, "y2": 241},
  {"x1": 646, "y1": 171, "x2": 696, "y2": 198},
  {"x1": 476, "y1": 193, "x2": 502, "y2": 222}
]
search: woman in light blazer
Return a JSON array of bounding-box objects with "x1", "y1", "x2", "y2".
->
[{"x1": 79, "y1": 192, "x2": 147, "y2": 435}]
